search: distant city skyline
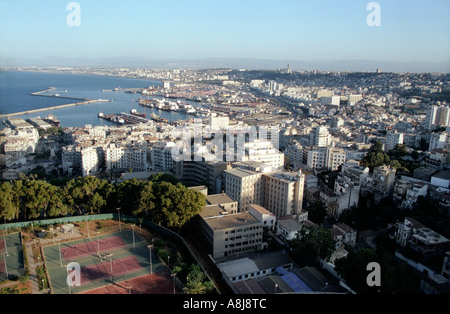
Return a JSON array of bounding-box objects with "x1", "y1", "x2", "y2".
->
[{"x1": 1, "y1": 0, "x2": 449, "y2": 72}]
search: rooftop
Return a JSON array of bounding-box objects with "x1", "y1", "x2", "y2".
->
[
  {"x1": 224, "y1": 167, "x2": 261, "y2": 178},
  {"x1": 205, "y1": 211, "x2": 260, "y2": 230},
  {"x1": 199, "y1": 205, "x2": 229, "y2": 219},
  {"x1": 205, "y1": 193, "x2": 236, "y2": 206},
  {"x1": 432, "y1": 170, "x2": 450, "y2": 181},
  {"x1": 248, "y1": 204, "x2": 275, "y2": 216}
]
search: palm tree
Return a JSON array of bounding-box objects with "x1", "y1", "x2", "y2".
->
[{"x1": 183, "y1": 280, "x2": 206, "y2": 294}]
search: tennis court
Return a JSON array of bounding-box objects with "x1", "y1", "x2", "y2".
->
[
  {"x1": 61, "y1": 236, "x2": 127, "y2": 260},
  {"x1": 0, "y1": 233, "x2": 25, "y2": 281},
  {"x1": 68, "y1": 255, "x2": 143, "y2": 285},
  {"x1": 80, "y1": 270, "x2": 179, "y2": 294},
  {"x1": 43, "y1": 229, "x2": 163, "y2": 294}
]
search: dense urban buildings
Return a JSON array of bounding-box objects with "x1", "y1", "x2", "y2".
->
[{"x1": 1, "y1": 67, "x2": 450, "y2": 295}]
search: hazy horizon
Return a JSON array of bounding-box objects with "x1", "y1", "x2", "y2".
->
[
  {"x1": 2, "y1": 56, "x2": 448, "y2": 74},
  {"x1": 1, "y1": 1, "x2": 449, "y2": 73}
]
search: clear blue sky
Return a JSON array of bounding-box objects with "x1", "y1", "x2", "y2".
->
[{"x1": 0, "y1": 0, "x2": 449, "y2": 65}]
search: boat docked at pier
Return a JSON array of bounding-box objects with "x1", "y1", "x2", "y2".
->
[{"x1": 130, "y1": 109, "x2": 146, "y2": 118}]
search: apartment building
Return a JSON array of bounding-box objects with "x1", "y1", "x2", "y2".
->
[
  {"x1": 429, "y1": 132, "x2": 448, "y2": 152},
  {"x1": 197, "y1": 209, "x2": 264, "y2": 259},
  {"x1": 309, "y1": 126, "x2": 331, "y2": 147},
  {"x1": 263, "y1": 170, "x2": 305, "y2": 218},
  {"x1": 306, "y1": 146, "x2": 346, "y2": 171},
  {"x1": 174, "y1": 159, "x2": 231, "y2": 194},
  {"x1": 247, "y1": 204, "x2": 276, "y2": 231},
  {"x1": 105, "y1": 142, "x2": 148, "y2": 172},
  {"x1": 284, "y1": 140, "x2": 303, "y2": 169},
  {"x1": 149, "y1": 142, "x2": 174, "y2": 171},
  {"x1": 243, "y1": 140, "x2": 284, "y2": 171},
  {"x1": 224, "y1": 167, "x2": 264, "y2": 212},
  {"x1": 385, "y1": 131, "x2": 404, "y2": 151},
  {"x1": 362, "y1": 165, "x2": 397, "y2": 197}
]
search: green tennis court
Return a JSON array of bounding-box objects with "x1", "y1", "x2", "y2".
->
[
  {"x1": 0, "y1": 232, "x2": 25, "y2": 281},
  {"x1": 43, "y1": 229, "x2": 162, "y2": 294}
]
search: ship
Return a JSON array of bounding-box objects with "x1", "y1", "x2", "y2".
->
[
  {"x1": 43, "y1": 114, "x2": 60, "y2": 127},
  {"x1": 150, "y1": 113, "x2": 168, "y2": 123},
  {"x1": 130, "y1": 109, "x2": 146, "y2": 118},
  {"x1": 138, "y1": 98, "x2": 155, "y2": 108}
]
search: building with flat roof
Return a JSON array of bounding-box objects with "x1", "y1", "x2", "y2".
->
[
  {"x1": 247, "y1": 204, "x2": 276, "y2": 231},
  {"x1": 195, "y1": 202, "x2": 264, "y2": 259},
  {"x1": 224, "y1": 167, "x2": 264, "y2": 212},
  {"x1": 263, "y1": 170, "x2": 305, "y2": 218},
  {"x1": 216, "y1": 250, "x2": 294, "y2": 284}
]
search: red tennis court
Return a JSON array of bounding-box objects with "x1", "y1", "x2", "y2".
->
[
  {"x1": 68, "y1": 256, "x2": 143, "y2": 286},
  {"x1": 80, "y1": 271, "x2": 178, "y2": 294},
  {"x1": 0, "y1": 238, "x2": 5, "y2": 254},
  {"x1": 62, "y1": 236, "x2": 127, "y2": 260}
]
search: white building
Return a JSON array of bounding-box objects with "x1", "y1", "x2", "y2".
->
[
  {"x1": 306, "y1": 147, "x2": 346, "y2": 171},
  {"x1": 276, "y1": 217, "x2": 304, "y2": 241},
  {"x1": 328, "y1": 147, "x2": 347, "y2": 171},
  {"x1": 105, "y1": 143, "x2": 148, "y2": 172},
  {"x1": 320, "y1": 96, "x2": 341, "y2": 106},
  {"x1": 150, "y1": 143, "x2": 174, "y2": 171},
  {"x1": 209, "y1": 116, "x2": 230, "y2": 129},
  {"x1": 385, "y1": 131, "x2": 404, "y2": 151},
  {"x1": 306, "y1": 147, "x2": 328, "y2": 169},
  {"x1": 429, "y1": 132, "x2": 447, "y2": 152},
  {"x1": 348, "y1": 94, "x2": 363, "y2": 106},
  {"x1": 263, "y1": 170, "x2": 305, "y2": 218},
  {"x1": 430, "y1": 170, "x2": 450, "y2": 189},
  {"x1": 310, "y1": 126, "x2": 331, "y2": 147},
  {"x1": 224, "y1": 167, "x2": 264, "y2": 212},
  {"x1": 80, "y1": 146, "x2": 103, "y2": 176},
  {"x1": 284, "y1": 140, "x2": 303, "y2": 169},
  {"x1": 244, "y1": 140, "x2": 284, "y2": 171},
  {"x1": 424, "y1": 105, "x2": 439, "y2": 130},
  {"x1": 248, "y1": 204, "x2": 276, "y2": 231}
]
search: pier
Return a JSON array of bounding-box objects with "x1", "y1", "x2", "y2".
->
[
  {"x1": 30, "y1": 87, "x2": 89, "y2": 101},
  {"x1": 98, "y1": 112, "x2": 152, "y2": 125},
  {"x1": 0, "y1": 87, "x2": 112, "y2": 119},
  {"x1": 0, "y1": 99, "x2": 110, "y2": 119}
]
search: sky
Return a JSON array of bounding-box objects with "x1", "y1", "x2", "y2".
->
[{"x1": 0, "y1": 0, "x2": 449, "y2": 70}]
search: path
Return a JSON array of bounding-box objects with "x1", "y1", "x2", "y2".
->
[{"x1": 24, "y1": 242, "x2": 50, "y2": 294}]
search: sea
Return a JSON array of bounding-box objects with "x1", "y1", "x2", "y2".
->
[{"x1": 0, "y1": 70, "x2": 197, "y2": 129}]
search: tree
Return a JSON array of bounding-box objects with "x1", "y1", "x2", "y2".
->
[
  {"x1": 289, "y1": 225, "x2": 335, "y2": 266},
  {"x1": 20, "y1": 180, "x2": 57, "y2": 219},
  {"x1": 134, "y1": 181, "x2": 156, "y2": 217},
  {"x1": 334, "y1": 248, "x2": 380, "y2": 294},
  {"x1": 305, "y1": 200, "x2": 327, "y2": 224},
  {"x1": 64, "y1": 177, "x2": 113, "y2": 215},
  {"x1": 0, "y1": 182, "x2": 17, "y2": 222},
  {"x1": 183, "y1": 264, "x2": 208, "y2": 294},
  {"x1": 361, "y1": 141, "x2": 390, "y2": 170},
  {"x1": 183, "y1": 280, "x2": 206, "y2": 294},
  {"x1": 152, "y1": 182, "x2": 206, "y2": 229},
  {"x1": 148, "y1": 173, "x2": 179, "y2": 185},
  {"x1": 116, "y1": 178, "x2": 146, "y2": 215},
  {"x1": 334, "y1": 247, "x2": 421, "y2": 294}
]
